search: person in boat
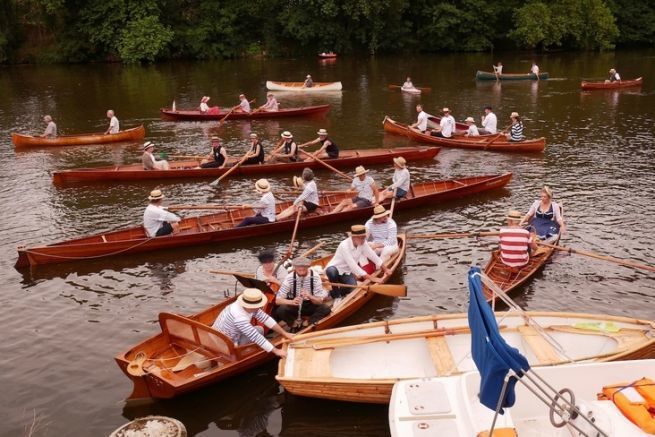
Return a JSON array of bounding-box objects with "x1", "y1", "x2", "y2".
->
[
  {"x1": 236, "y1": 179, "x2": 276, "y2": 227},
  {"x1": 606, "y1": 68, "x2": 621, "y2": 83},
  {"x1": 142, "y1": 141, "x2": 170, "y2": 170},
  {"x1": 520, "y1": 185, "x2": 565, "y2": 242},
  {"x1": 499, "y1": 210, "x2": 538, "y2": 268},
  {"x1": 268, "y1": 131, "x2": 299, "y2": 163},
  {"x1": 302, "y1": 74, "x2": 314, "y2": 88},
  {"x1": 243, "y1": 133, "x2": 265, "y2": 165},
  {"x1": 409, "y1": 104, "x2": 429, "y2": 133},
  {"x1": 275, "y1": 256, "x2": 330, "y2": 330},
  {"x1": 41, "y1": 115, "x2": 57, "y2": 138},
  {"x1": 365, "y1": 205, "x2": 399, "y2": 262},
  {"x1": 237, "y1": 94, "x2": 251, "y2": 113},
  {"x1": 402, "y1": 77, "x2": 415, "y2": 90},
  {"x1": 430, "y1": 107, "x2": 455, "y2": 138},
  {"x1": 298, "y1": 128, "x2": 339, "y2": 160},
  {"x1": 255, "y1": 249, "x2": 287, "y2": 289},
  {"x1": 276, "y1": 168, "x2": 319, "y2": 221},
  {"x1": 325, "y1": 225, "x2": 391, "y2": 299},
  {"x1": 378, "y1": 156, "x2": 410, "y2": 203},
  {"x1": 479, "y1": 105, "x2": 497, "y2": 135},
  {"x1": 211, "y1": 287, "x2": 293, "y2": 358},
  {"x1": 200, "y1": 136, "x2": 228, "y2": 168},
  {"x1": 199, "y1": 96, "x2": 220, "y2": 115},
  {"x1": 259, "y1": 93, "x2": 279, "y2": 112},
  {"x1": 530, "y1": 61, "x2": 540, "y2": 77},
  {"x1": 105, "y1": 109, "x2": 119, "y2": 134},
  {"x1": 505, "y1": 112, "x2": 525, "y2": 142},
  {"x1": 143, "y1": 189, "x2": 181, "y2": 237},
  {"x1": 493, "y1": 61, "x2": 503, "y2": 75},
  {"x1": 331, "y1": 166, "x2": 379, "y2": 213},
  {"x1": 464, "y1": 117, "x2": 480, "y2": 136}
]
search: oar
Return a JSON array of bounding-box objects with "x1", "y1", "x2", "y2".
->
[
  {"x1": 537, "y1": 242, "x2": 655, "y2": 273},
  {"x1": 325, "y1": 281, "x2": 406, "y2": 297},
  {"x1": 409, "y1": 231, "x2": 500, "y2": 239},
  {"x1": 210, "y1": 269, "x2": 255, "y2": 278},
  {"x1": 218, "y1": 99, "x2": 255, "y2": 126},
  {"x1": 388, "y1": 84, "x2": 432, "y2": 92},
  {"x1": 286, "y1": 207, "x2": 303, "y2": 259},
  {"x1": 297, "y1": 148, "x2": 352, "y2": 182},
  {"x1": 389, "y1": 188, "x2": 398, "y2": 219},
  {"x1": 167, "y1": 204, "x2": 256, "y2": 212},
  {"x1": 168, "y1": 155, "x2": 206, "y2": 160},
  {"x1": 209, "y1": 152, "x2": 250, "y2": 186},
  {"x1": 299, "y1": 241, "x2": 324, "y2": 258}
]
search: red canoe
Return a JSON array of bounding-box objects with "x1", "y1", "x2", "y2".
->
[
  {"x1": 12, "y1": 125, "x2": 146, "y2": 148},
  {"x1": 16, "y1": 173, "x2": 511, "y2": 267},
  {"x1": 580, "y1": 77, "x2": 643, "y2": 90},
  {"x1": 52, "y1": 146, "x2": 440, "y2": 184},
  {"x1": 160, "y1": 104, "x2": 330, "y2": 121},
  {"x1": 318, "y1": 52, "x2": 337, "y2": 58},
  {"x1": 383, "y1": 116, "x2": 545, "y2": 153}
]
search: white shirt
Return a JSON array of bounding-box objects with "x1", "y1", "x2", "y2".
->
[
  {"x1": 327, "y1": 237, "x2": 383, "y2": 277},
  {"x1": 493, "y1": 65, "x2": 503, "y2": 74},
  {"x1": 390, "y1": 168, "x2": 410, "y2": 192},
  {"x1": 254, "y1": 192, "x2": 276, "y2": 222},
  {"x1": 240, "y1": 99, "x2": 251, "y2": 113},
  {"x1": 482, "y1": 112, "x2": 497, "y2": 134},
  {"x1": 295, "y1": 180, "x2": 319, "y2": 206},
  {"x1": 211, "y1": 302, "x2": 276, "y2": 352},
  {"x1": 467, "y1": 124, "x2": 480, "y2": 136},
  {"x1": 263, "y1": 98, "x2": 279, "y2": 111},
  {"x1": 416, "y1": 111, "x2": 428, "y2": 131},
  {"x1": 200, "y1": 102, "x2": 209, "y2": 112},
  {"x1": 143, "y1": 204, "x2": 181, "y2": 237},
  {"x1": 351, "y1": 175, "x2": 375, "y2": 202},
  {"x1": 44, "y1": 121, "x2": 57, "y2": 137},
  {"x1": 402, "y1": 80, "x2": 414, "y2": 89},
  {"x1": 109, "y1": 116, "x2": 119, "y2": 134},
  {"x1": 440, "y1": 115, "x2": 455, "y2": 138},
  {"x1": 365, "y1": 218, "x2": 397, "y2": 247},
  {"x1": 531, "y1": 64, "x2": 539, "y2": 75},
  {"x1": 615, "y1": 73, "x2": 621, "y2": 80}
]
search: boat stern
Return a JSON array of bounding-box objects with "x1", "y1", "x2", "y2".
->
[{"x1": 15, "y1": 247, "x2": 31, "y2": 269}]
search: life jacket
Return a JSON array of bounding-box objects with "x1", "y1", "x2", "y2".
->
[
  {"x1": 599, "y1": 377, "x2": 655, "y2": 434},
  {"x1": 286, "y1": 271, "x2": 315, "y2": 300}
]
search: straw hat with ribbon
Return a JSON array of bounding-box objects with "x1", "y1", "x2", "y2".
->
[
  {"x1": 506, "y1": 209, "x2": 522, "y2": 222},
  {"x1": 372, "y1": 204, "x2": 390, "y2": 220},
  {"x1": 349, "y1": 224, "x2": 367, "y2": 237},
  {"x1": 465, "y1": 117, "x2": 475, "y2": 123},
  {"x1": 281, "y1": 131, "x2": 293, "y2": 139},
  {"x1": 237, "y1": 288, "x2": 268, "y2": 309},
  {"x1": 393, "y1": 156, "x2": 406, "y2": 168},
  {"x1": 354, "y1": 166, "x2": 369, "y2": 177},
  {"x1": 292, "y1": 175, "x2": 304, "y2": 189},
  {"x1": 143, "y1": 141, "x2": 155, "y2": 150},
  {"x1": 148, "y1": 189, "x2": 164, "y2": 201},
  {"x1": 510, "y1": 112, "x2": 520, "y2": 118},
  {"x1": 316, "y1": 128, "x2": 328, "y2": 136},
  {"x1": 255, "y1": 178, "x2": 270, "y2": 193}
]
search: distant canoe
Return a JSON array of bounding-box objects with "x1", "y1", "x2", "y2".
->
[
  {"x1": 581, "y1": 77, "x2": 642, "y2": 90},
  {"x1": 11, "y1": 125, "x2": 146, "y2": 149},
  {"x1": 160, "y1": 104, "x2": 330, "y2": 121},
  {"x1": 388, "y1": 84, "x2": 431, "y2": 94},
  {"x1": 266, "y1": 81, "x2": 343, "y2": 92},
  {"x1": 475, "y1": 70, "x2": 549, "y2": 81},
  {"x1": 318, "y1": 52, "x2": 337, "y2": 58}
]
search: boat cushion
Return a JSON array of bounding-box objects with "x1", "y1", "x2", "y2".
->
[{"x1": 405, "y1": 380, "x2": 452, "y2": 415}]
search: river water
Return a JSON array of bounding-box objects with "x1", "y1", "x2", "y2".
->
[{"x1": 1, "y1": 50, "x2": 654, "y2": 436}]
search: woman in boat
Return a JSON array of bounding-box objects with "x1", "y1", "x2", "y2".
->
[
  {"x1": 276, "y1": 168, "x2": 319, "y2": 221},
  {"x1": 237, "y1": 94, "x2": 251, "y2": 113},
  {"x1": 331, "y1": 166, "x2": 379, "y2": 213},
  {"x1": 299, "y1": 128, "x2": 339, "y2": 160},
  {"x1": 41, "y1": 115, "x2": 57, "y2": 138},
  {"x1": 505, "y1": 112, "x2": 524, "y2": 142},
  {"x1": 464, "y1": 117, "x2": 480, "y2": 136},
  {"x1": 199, "y1": 96, "x2": 220, "y2": 115},
  {"x1": 236, "y1": 179, "x2": 277, "y2": 227},
  {"x1": 520, "y1": 185, "x2": 565, "y2": 242},
  {"x1": 401, "y1": 77, "x2": 415, "y2": 90},
  {"x1": 268, "y1": 131, "x2": 298, "y2": 163},
  {"x1": 378, "y1": 156, "x2": 410, "y2": 203},
  {"x1": 200, "y1": 136, "x2": 228, "y2": 168},
  {"x1": 255, "y1": 249, "x2": 287, "y2": 289},
  {"x1": 302, "y1": 74, "x2": 314, "y2": 88},
  {"x1": 142, "y1": 142, "x2": 170, "y2": 170},
  {"x1": 243, "y1": 133, "x2": 265, "y2": 165},
  {"x1": 258, "y1": 93, "x2": 279, "y2": 112},
  {"x1": 105, "y1": 109, "x2": 119, "y2": 134},
  {"x1": 143, "y1": 189, "x2": 181, "y2": 237},
  {"x1": 606, "y1": 68, "x2": 621, "y2": 83},
  {"x1": 500, "y1": 210, "x2": 538, "y2": 268}
]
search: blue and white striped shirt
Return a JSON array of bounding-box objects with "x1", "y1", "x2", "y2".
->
[
  {"x1": 509, "y1": 122, "x2": 524, "y2": 141},
  {"x1": 277, "y1": 271, "x2": 327, "y2": 300},
  {"x1": 211, "y1": 301, "x2": 276, "y2": 352},
  {"x1": 365, "y1": 217, "x2": 398, "y2": 247}
]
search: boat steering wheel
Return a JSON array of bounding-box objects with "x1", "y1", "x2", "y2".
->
[{"x1": 549, "y1": 388, "x2": 577, "y2": 428}]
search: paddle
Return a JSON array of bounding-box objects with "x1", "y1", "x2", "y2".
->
[
  {"x1": 324, "y1": 281, "x2": 406, "y2": 297},
  {"x1": 209, "y1": 152, "x2": 250, "y2": 186},
  {"x1": 389, "y1": 188, "x2": 398, "y2": 219},
  {"x1": 388, "y1": 84, "x2": 432, "y2": 92},
  {"x1": 167, "y1": 203, "x2": 259, "y2": 212},
  {"x1": 297, "y1": 148, "x2": 352, "y2": 182},
  {"x1": 286, "y1": 207, "x2": 303, "y2": 259},
  {"x1": 218, "y1": 99, "x2": 255, "y2": 126},
  {"x1": 409, "y1": 231, "x2": 500, "y2": 239},
  {"x1": 537, "y1": 242, "x2": 655, "y2": 273}
]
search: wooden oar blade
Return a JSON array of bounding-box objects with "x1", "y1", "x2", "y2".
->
[{"x1": 367, "y1": 283, "x2": 406, "y2": 297}]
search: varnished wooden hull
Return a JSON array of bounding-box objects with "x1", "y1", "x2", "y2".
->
[
  {"x1": 114, "y1": 236, "x2": 406, "y2": 399},
  {"x1": 266, "y1": 81, "x2": 343, "y2": 91},
  {"x1": 476, "y1": 70, "x2": 549, "y2": 81},
  {"x1": 11, "y1": 125, "x2": 145, "y2": 148},
  {"x1": 383, "y1": 116, "x2": 545, "y2": 153},
  {"x1": 51, "y1": 146, "x2": 440, "y2": 184},
  {"x1": 159, "y1": 104, "x2": 330, "y2": 121},
  {"x1": 17, "y1": 174, "x2": 510, "y2": 267},
  {"x1": 581, "y1": 77, "x2": 642, "y2": 90}
]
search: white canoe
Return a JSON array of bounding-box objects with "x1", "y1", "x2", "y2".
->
[
  {"x1": 276, "y1": 312, "x2": 655, "y2": 404},
  {"x1": 390, "y1": 359, "x2": 655, "y2": 436},
  {"x1": 401, "y1": 87, "x2": 421, "y2": 95},
  {"x1": 266, "y1": 80, "x2": 343, "y2": 92}
]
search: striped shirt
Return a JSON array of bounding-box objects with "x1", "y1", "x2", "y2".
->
[
  {"x1": 390, "y1": 168, "x2": 410, "y2": 192},
  {"x1": 365, "y1": 217, "x2": 397, "y2": 247},
  {"x1": 351, "y1": 176, "x2": 375, "y2": 202},
  {"x1": 211, "y1": 302, "x2": 276, "y2": 352},
  {"x1": 294, "y1": 180, "x2": 319, "y2": 206},
  {"x1": 509, "y1": 122, "x2": 524, "y2": 141},
  {"x1": 499, "y1": 227, "x2": 531, "y2": 267},
  {"x1": 277, "y1": 271, "x2": 327, "y2": 300}
]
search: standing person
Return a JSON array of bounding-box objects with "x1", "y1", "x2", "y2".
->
[
  {"x1": 464, "y1": 117, "x2": 480, "y2": 136},
  {"x1": 430, "y1": 107, "x2": 455, "y2": 138},
  {"x1": 142, "y1": 142, "x2": 170, "y2": 170},
  {"x1": 365, "y1": 205, "x2": 399, "y2": 262},
  {"x1": 409, "y1": 104, "x2": 429, "y2": 133},
  {"x1": 479, "y1": 106, "x2": 497, "y2": 135},
  {"x1": 303, "y1": 75, "x2": 314, "y2": 88},
  {"x1": 325, "y1": 225, "x2": 391, "y2": 299},
  {"x1": 493, "y1": 61, "x2": 503, "y2": 75},
  {"x1": 274, "y1": 257, "x2": 330, "y2": 329},
  {"x1": 520, "y1": 185, "x2": 565, "y2": 242},
  {"x1": 530, "y1": 61, "x2": 540, "y2": 77},
  {"x1": 212, "y1": 288, "x2": 293, "y2": 358},
  {"x1": 200, "y1": 136, "x2": 228, "y2": 169},
  {"x1": 237, "y1": 94, "x2": 251, "y2": 113},
  {"x1": 378, "y1": 156, "x2": 410, "y2": 203},
  {"x1": 40, "y1": 115, "x2": 57, "y2": 138},
  {"x1": 331, "y1": 166, "x2": 379, "y2": 213},
  {"x1": 268, "y1": 131, "x2": 299, "y2": 163},
  {"x1": 143, "y1": 189, "x2": 181, "y2": 237},
  {"x1": 259, "y1": 93, "x2": 279, "y2": 112},
  {"x1": 299, "y1": 128, "x2": 339, "y2": 160},
  {"x1": 276, "y1": 168, "x2": 319, "y2": 220},
  {"x1": 243, "y1": 133, "x2": 265, "y2": 165},
  {"x1": 606, "y1": 68, "x2": 621, "y2": 83},
  {"x1": 255, "y1": 249, "x2": 287, "y2": 289},
  {"x1": 236, "y1": 179, "x2": 277, "y2": 227},
  {"x1": 506, "y1": 112, "x2": 524, "y2": 142},
  {"x1": 499, "y1": 210, "x2": 537, "y2": 268},
  {"x1": 105, "y1": 110, "x2": 119, "y2": 134}
]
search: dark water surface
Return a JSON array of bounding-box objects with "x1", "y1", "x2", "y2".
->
[{"x1": 1, "y1": 51, "x2": 654, "y2": 436}]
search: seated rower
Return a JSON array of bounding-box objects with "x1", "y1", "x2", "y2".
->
[
  {"x1": 505, "y1": 112, "x2": 524, "y2": 142},
  {"x1": 276, "y1": 168, "x2": 319, "y2": 221},
  {"x1": 259, "y1": 93, "x2": 279, "y2": 112},
  {"x1": 401, "y1": 76, "x2": 415, "y2": 90},
  {"x1": 332, "y1": 166, "x2": 379, "y2": 213},
  {"x1": 212, "y1": 288, "x2": 293, "y2": 358},
  {"x1": 143, "y1": 190, "x2": 181, "y2": 237},
  {"x1": 243, "y1": 133, "x2": 265, "y2": 165},
  {"x1": 268, "y1": 131, "x2": 299, "y2": 163},
  {"x1": 142, "y1": 141, "x2": 170, "y2": 170},
  {"x1": 606, "y1": 68, "x2": 621, "y2": 83},
  {"x1": 464, "y1": 116, "x2": 480, "y2": 136},
  {"x1": 365, "y1": 205, "x2": 399, "y2": 262},
  {"x1": 41, "y1": 115, "x2": 57, "y2": 138},
  {"x1": 298, "y1": 128, "x2": 339, "y2": 160},
  {"x1": 430, "y1": 107, "x2": 455, "y2": 138},
  {"x1": 520, "y1": 185, "x2": 565, "y2": 243},
  {"x1": 200, "y1": 136, "x2": 227, "y2": 168},
  {"x1": 303, "y1": 74, "x2": 314, "y2": 88},
  {"x1": 275, "y1": 257, "x2": 330, "y2": 330},
  {"x1": 409, "y1": 104, "x2": 429, "y2": 133},
  {"x1": 105, "y1": 109, "x2": 119, "y2": 135},
  {"x1": 530, "y1": 61, "x2": 540, "y2": 77},
  {"x1": 236, "y1": 179, "x2": 276, "y2": 227},
  {"x1": 378, "y1": 156, "x2": 410, "y2": 203},
  {"x1": 500, "y1": 210, "x2": 537, "y2": 268},
  {"x1": 237, "y1": 94, "x2": 251, "y2": 113},
  {"x1": 255, "y1": 249, "x2": 287, "y2": 289},
  {"x1": 325, "y1": 225, "x2": 391, "y2": 299},
  {"x1": 479, "y1": 105, "x2": 497, "y2": 135}
]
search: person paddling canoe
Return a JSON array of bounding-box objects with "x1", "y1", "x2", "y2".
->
[
  {"x1": 41, "y1": 115, "x2": 57, "y2": 138},
  {"x1": 268, "y1": 131, "x2": 299, "y2": 163},
  {"x1": 401, "y1": 77, "x2": 416, "y2": 91},
  {"x1": 243, "y1": 133, "x2": 265, "y2": 165},
  {"x1": 302, "y1": 74, "x2": 314, "y2": 88},
  {"x1": 606, "y1": 68, "x2": 621, "y2": 83},
  {"x1": 499, "y1": 210, "x2": 538, "y2": 268},
  {"x1": 105, "y1": 109, "x2": 119, "y2": 134},
  {"x1": 258, "y1": 93, "x2": 279, "y2": 112},
  {"x1": 237, "y1": 94, "x2": 251, "y2": 113}
]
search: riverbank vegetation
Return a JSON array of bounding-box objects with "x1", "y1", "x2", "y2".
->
[{"x1": 0, "y1": 0, "x2": 652, "y2": 64}]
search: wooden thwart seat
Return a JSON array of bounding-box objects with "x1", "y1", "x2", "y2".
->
[
  {"x1": 518, "y1": 325, "x2": 562, "y2": 364},
  {"x1": 427, "y1": 336, "x2": 457, "y2": 375}
]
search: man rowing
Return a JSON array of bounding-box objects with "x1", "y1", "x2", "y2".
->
[
  {"x1": 236, "y1": 179, "x2": 277, "y2": 227},
  {"x1": 142, "y1": 142, "x2": 170, "y2": 170},
  {"x1": 401, "y1": 76, "x2": 416, "y2": 91},
  {"x1": 105, "y1": 109, "x2": 119, "y2": 134},
  {"x1": 268, "y1": 131, "x2": 299, "y2": 163},
  {"x1": 430, "y1": 107, "x2": 455, "y2": 138},
  {"x1": 143, "y1": 190, "x2": 180, "y2": 237},
  {"x1": 378, "y1": 156, "x2": 410, "y2": 202},
  {"x1": 331, "y1": 166, "x2": 379, "y2": 213},
  {"x1": 41, "y1": 115, "x2": 57, "y2": 138},
  {"x1": 276, "y1": 168, "x2": 319, "y2": 221},
  {"x1": 237, "y1": 94, "x2": 251, "y2": 113},
  {"x1": 259, "y1": 93, "x2": 279, "y2": 112},
  {"x1": 243, "y1": 133, "x2": 265, "y2": 165},
  {"x1": 365, "y1": 205, "x2": 399, "y2": 262},
  {"x1": 499, "y1": 210, "x2": 537, "y2": 268},
  {"x1": 298, "y1": 128, "x2": 339, "y2": 160},
  {"x1": 409, "y1": 104, "x2": 429, "y2": 133},
  {"x1": 200, "y1": 136, "x2": 228, "y2": 168},
  {"x1": 479, "y1": 105, "x2": 497, "y2": 135},
  {"x1": 493, "y1": 61, "x2": 503, "y2": 75}
]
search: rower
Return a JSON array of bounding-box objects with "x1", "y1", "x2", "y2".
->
[
  {"x1": 299, "y1": 128, "x2": 339, "y2": 160},
  {"x1": 237, "y1": 94, "x2": 251, "y2": 113},
  {"x1": 41, "y1": 115, "x2": 57, "y2": 138},
  {"x1": 268, "y1": 131, "x2": 299, "y2": 163},
  {"x1": 259, "y1": 93, "x2": 279, "y2": 112},
  {"x1": 275, "y1": 257, "x2": 330, "y2": 330},
  {"x1": 255, "y1": 249, "x2": 287, "y2": 289},
  {"x1": 464, "y1": 116, "x2": 480, "y2": 136},
  {"x1": 378, "y1": 156, "x2": 410, "y2": 203},
  {"x1": 402, "y1": 76, "x2": 414, "y2": 90},
  {"x1": 479, "y1": 105, "x2": 497, "y2": 135},
  {"x1": 409, "y1": 104, "x2": 428, "y2": 133},
  {"x1": 199, "y1": 96, "x2": 210, "y2": 113},
  {"x1": 520, "y1": 185, "x2": 565, "y2": 243},
  {"x1": 142, "y1": 142, "x2": 170, "y2": 170},
  {"x1": 303, "y1": 74, "x2": 314, "y2": 88},
  {"x1": 325, "y1": 225, "x2": 391, "y2": 299},
  {"x1": 499, "y1": 210, "x2": 537, "y2": 268},
  {"x1": 143, "y1": 190, "x2": 181, "y2": 237},
  {"x1": 331, "y1": 166, "x2": 379, "y2": 213},
  {"x1": 430, "y1": 107, "x2": 455, "y2": 138},
  {"x1": 505, "y1": 111, "x2": 525, "y2": 142},
  {"x1": 365, "y1": 205, "x2": 399, "y2": 262},
  {"x1": 276, "y1": 168, "x2": 319, "y2": 221},
  {"x1": 606, "y1": 68, "x2": 621, "y2": 83},
  {"x1": 243, "y1": 133, "x2": 265, "y2": 165},
  {"x1": 211, "y1": 288, "x2": 293, "y2": 358},
  {"x1": 236, "y1": 179, "x2": 276, "y2": 227},
  {"x1": 200, "y1": 136, "x2": 227, "y2": 168},
  {"x1": 105, "y1": 109, "x2": 119, "y2": 134}
]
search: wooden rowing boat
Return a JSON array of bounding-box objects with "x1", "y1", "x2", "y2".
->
[
  {"x1": 52, "y1": 146, "x2": 440, "y2": 184},
  {"x1": 266, "y1": 81, "x2": 343, "y2": 92},
  {"x1": 276, "y1": 311, "x2": 655, "y2": 404},
  {"x1": 476, "y1": 70, "x2": 549, "y2": 81},
  {"x1": 16, "y1": 173, "x2": 511, "y2": 267},
  {"x1": 114, "y1": 236, "x2": 406, "y2": 399},
  {"x1": 581, "y1": 77, "x2": 643, "y2": 90},
  {"x1": 383, "y1": 116, "x2": 546, "y2": 153},
  {"x1": 159, "y1": 104, "x2": 330, "y2": 121},
  {"x1": 11, "y1": 125, "x2": 146, "y2": 148}
]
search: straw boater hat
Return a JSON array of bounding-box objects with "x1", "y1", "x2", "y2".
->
[
  {"x1": 249, "y1": 133, "x2": 258, "y2": 139},
  {"x1": 148, "y1": 189, "x2": 164, "y2": 201},
  {"x1": 201, "y1": 96, "x2": 209, "y2": 103},
  {"x1": 237, "y1": 288, "x2": 267, "y2": 309},
  {"x1": 255, "y1": 178, "x2": 270, "y2": 193},
  {"x1": 393, "y1": 156, "x2": 406, "y2": 168},
  {"x1": 510, "y1": 112, "x2": 520, "y2": 118},
  {"x1": 306, "y1": 74, "x2": 312, "y2": 78},
  {"x1": 350, "y1": 224, "x2": 367, "y2": 237},
  {"x1": 143, "y1": 141, "x2": 155, "y2": 150},
  {"x1": 354, "y1": 165, "x2": 369, "y2": 177},
  {"x1": 211, "y1": 136, "x2": 220, "y2": 141},
  {"x1": 281, "y1": 131, "x2": 293, "y2": 139},
  {"x1": 372, "y1": 204, "x2": 390, "y2": 220},
  {"x1": 506, "y1": 210, "x2": 522, "y2": 222},
  {"x1": 442, "y1": 107, "x2": 450, "y2": 113},
  {"x1": 609, "y1": 68, "x2": 616, "y2": 73},
  {"x1": 317, "y1": 128, "x2": 328, "y2": 136},
  {"x1": 292, "y1": 256, "x2": 311, "y2": 267},
  {"x1": 292, "y1": 175, "x2": 304, "y2": 189},
  {"x1": 465, "y1": 117, "x2": 475, "y2": 123}
]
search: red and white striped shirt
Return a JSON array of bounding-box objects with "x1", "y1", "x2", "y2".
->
[{"x1": 499, "y1": 227, "x2": 530, "y2": 267}]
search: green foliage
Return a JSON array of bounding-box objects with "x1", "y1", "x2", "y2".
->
[
  {"x1": 117, "y1": 16, "x2": 173, "y2": 63},
  {"x1": 607, "y1": 0, "x2": 655, "y2": 46}
]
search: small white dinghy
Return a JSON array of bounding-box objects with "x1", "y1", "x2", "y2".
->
[{"x1": 401, "y1": 86, "x2": 422, "y2": 95}]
